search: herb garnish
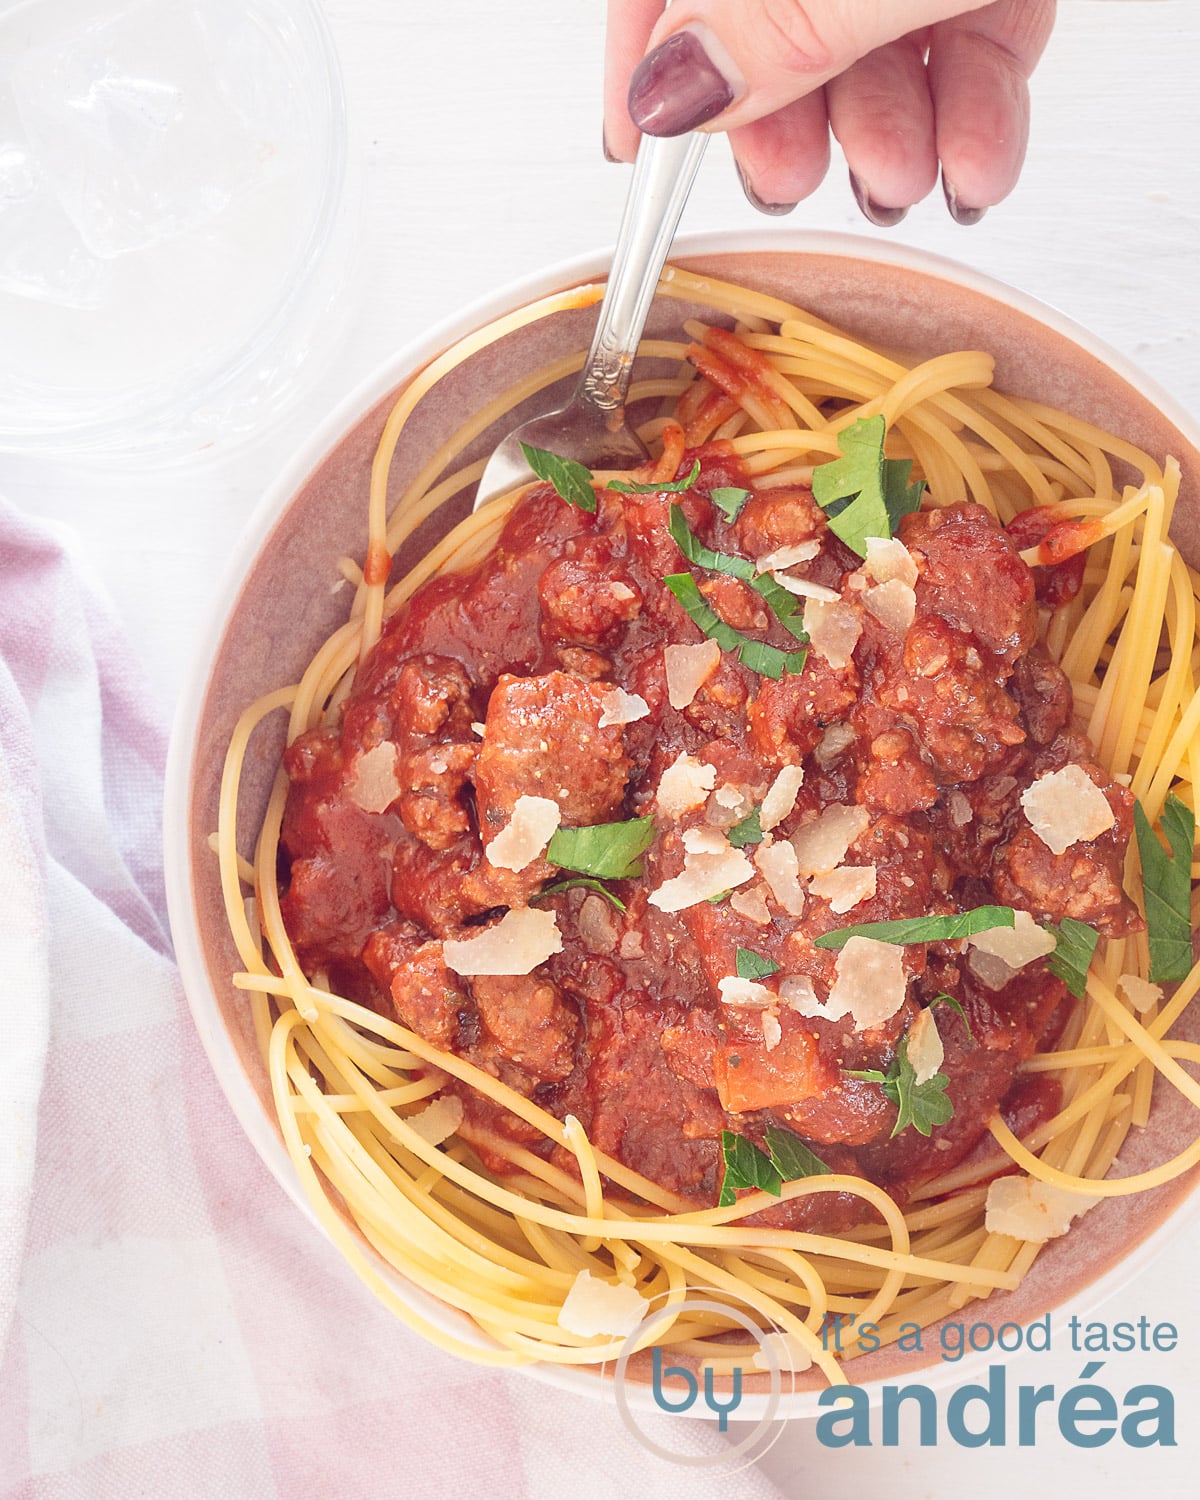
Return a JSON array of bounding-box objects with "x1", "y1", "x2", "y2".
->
[
  {"x1": 535, "y1": 877, "x2": 626, "y2": 912},
  {"x1": 1044, "y1": 916, "x2": 1100, "y2": 998},
  {"x1": 930, "y1": 992, "x2": 973, "y2": 1040},
  {"x1": 717, "y1": 1125, "x2": 832, "y2": 1207},
  {"x1": 727, "y1": 806, "x2": 764, "y2": 848},
  {"x1": 519, "y1": 443, "x2": 597, "y2": 513},
  {"x1": 847, "y1": 1034, "x2": 954, "y2": 1138},
  {"x1": 813, "y1": 905, "x2": 1016, "y2": 950},
  {"x1": 811, "y1": 414, "x2": 925, "y2": 557},
  {"x1": 664, "y1": 573, "x2": 807, "y2": 680},
  {"x1": 667, "y1": 504, "x2": 809, "y2": 641},
  {"x1": 545, "y1": 817, "x2": 655, "y2": 880},
  {"x1": 607, "y1": 458, "x2": 702, "y2": 495},
  {"x1": 710, "y1": 486, "x2": 752, "y2": 522},
  {"x1": 735, "y1": 947, "x2": 780, "y2": 980},
  {"x1": 1134, "y1": 794, "x2": 1196, "y2": 983}
]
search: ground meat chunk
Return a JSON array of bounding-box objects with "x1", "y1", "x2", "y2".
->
[
  {"x1": 900, "y1": 503, "x2": 1038, "y2": 664},
  {"x1": 362, "y1": 925, "x2": 468, "y2": 1048},
  {"x1": 462, "y1": 671, "x2": 632, "y2": 909},
  {"x1": 733, "y1": 487, "x2": 824, "y2": 558},
  {"x1": 470, "y1": 973, "x2": 578, "y2": 1081},
  {"x1": 991, "y1": 759, "x2": 1142, "y2": 936},
  {"x1": 538, "y1": 541, "x2": 643, "y2": 646},
  {"x1": 1012, "y1": 650, "x2": 1073, "y2": 746},
  {"x1": 747, "y1": 656, "x2": 859, "y2": 765}
]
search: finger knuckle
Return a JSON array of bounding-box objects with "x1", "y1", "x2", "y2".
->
[{"x1": 752, "y1": 0, "x2": 845, "y2": 76}]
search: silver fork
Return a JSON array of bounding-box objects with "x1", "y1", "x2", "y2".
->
[{"x1": 473, "y1": 130, "x2": 709, "y2": 510}]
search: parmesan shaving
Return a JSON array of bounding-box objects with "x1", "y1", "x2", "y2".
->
[
  {"x1": 664, "y1": 638, "x2": 721, "y2": 710},
  {"x1": 1118, "y1": 973, "x2": 1163, "y2": 1014},
  {"x1": 906, "y1": 1009, "x2": 943, "y2": 1087},
  {"x1": 790, "y1": 804, "x2": 870, "y2": 876},
  {"x1": 347, "y1": 741, "x2": 402, "y2": 814},
  {"x1": 864, "y1": 536, "x2": 918, "y2": 587},
  {"x1": 755, "y1": 540, "x2": 820, "y2": 573},
  {"x1": 406, "y1": 1094, "x2": 464, "y2": 1146},
  {"x1": 715, "y1": 781, "x2": 747, "y2": 809},
  {"x1": 826, "y1": 937, "x2": 907, "y2": 1032},
  {"x1": 948, "y1": 790, "x2": 973, "y2": 827},
  {"x1": 754, "y1": 840, "x2": 805, "y2": 916},
  {"x1": 730, "y1": 886, "x2": 771, "y2": 925},
  {"x1": 598, "y1": 687, "x2": 650, "y2": 727},
  {"x1": 1020, "y1": 764, "x2": 1116, "y2": 855},
  {"x1": 761, "y1": 1012, "x2": 782, "y2": 1051},
  {"x1": 558, "y1": 1270, "x2": 649, "y2": 1338},
  {"x1": 808, "y1": 865, "x2": 877, "y2": 914},
  {"x1": 443, "y1": 908, "x2": 563, "y2": 976},
  {"x1": 760, "y1": 764, "x2": 805, "y2": 831},
  {"x1": 718, "y1": 976, "x2": 774, "y2": 1008},
  {"x1": 779, "y1": 974, "x2": 821, "y2": 1016},
  {"x1": 649, "y1": 837, "x2": 755, "y2": 913},
  {"x1": 656, "y1": 751, "x2": 717, "y2": 818},
  {"x1": 770, "y1": 573, "x2": 840, "y2": 602},
  {"x1": 863, "y1": 579, "x2": 916, "y2": 635},
  {"x1": 984, "y1": 1175, "x2": 1098, "y2": 1243},
  {"x1": 966, "y1": 910, "x2": 1056, "y2": 968},
  {"x1": 484, "y1": 794, "x2": 561, "y2": 871},
  {"x1": 753, "y1": 1330, "x2": 814, "y2": 1374},
  {"x1": 802, "y1": 597, "x2": 862, "y2": 669}
]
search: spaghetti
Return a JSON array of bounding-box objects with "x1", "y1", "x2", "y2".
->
[{"x1": 215, "y1": 265, "x2": 1200, "y2": 1384}]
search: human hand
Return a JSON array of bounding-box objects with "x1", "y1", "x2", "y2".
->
[{"x1": 604, "y1": 0, "x2": 1057, "y2": 224}]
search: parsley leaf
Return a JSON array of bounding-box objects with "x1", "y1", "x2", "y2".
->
[
  {"x1": 930, "y1": 992, "x2": 973, "y2": 1041},
  {"x1": 663, "y1": 573, "x2": 807, "y2": 680},
  {"x1": 727, "y1": 806, "x2": 764, "y2": 848},
  {"x1": 546, "y1": 817, "x2": 655, "y2": 880},
  {"x1": 764, "y1": 1124, "x2": 832, "y2": 1179},
  {"x1": 736, "y1": 947, "x2": 780, "y2": 980},
  {"x1": 710, "y1": 486, "x2": 752, "y2": 522},
  {"x1": 667, "y1": 504, "x2": 810, "y2": 638},
  {"x1": 519, "y1": 443, "x2": 597, "y2": 512},
  {"x1": 717, "y1": 1130, "x2": 782, "y2": 1207},
  {"x1": 847, "y1": 1036, "x2": 954, "y2": 1138},
  {"x1": 607, "y1": 458, "x2": 702, "y2": 495},
  {"x1": 811, "y1": 414, "x2": 924, "y2": 557},
  {"x1": 813, "y1": 905, "x2": 1016, "y2": 950},
  {"x1": 1044, "y1": 916, "x2": 1100, "y2": 998},
  {"x1": 1134, "y1": 794, "x2": 1196, "y2": 983},
  {"x1": 535, "y1": 877, "x2": 626, "y2": 912}
]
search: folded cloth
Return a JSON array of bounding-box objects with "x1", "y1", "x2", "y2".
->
[{"x1": 0, "y1": 500, "x2": 786, "y2": 1499}]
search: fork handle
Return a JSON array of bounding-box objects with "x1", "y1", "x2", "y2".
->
[{"x1": 577, "y1": 131, "x2": 709, "y2": 414}]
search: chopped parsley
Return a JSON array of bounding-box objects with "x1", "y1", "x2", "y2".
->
[
  {"x1": 1044, "y1": 916, "x2": 1100, "y2": 998},
  {"x1": 735, "y1": 947, "x2": 780, "y2": 980},
  {"x1": 545, "y1": 817, "x2": 655, "y2": 880},
  {"x1": 727, "y1": 806, "x2": 764, "y2": 848},
  {"x1": 813, "y1": 905, "x2": 1016, "y2": 950},
  {"x1": 847, "y1": 1035, "x2": 954, "y2": 1138},
  {"x1": 811, "y1": 414, "x2": 924, "y2": 557},
  {"x1": 519, "y1": 443, "x2": 597, "y2": 512},
  {"x1": 710, "y1": 486, "x2": 752, "y2": 522},
  {"x1": 663, "y1": 573, "x2": 807, "y2": 680},
  {"x1": 667, "y1": 504, "x2": 809, "y2": 641},
  {"x1": 534, "y1": 877, "x2": 626, "y2": 912},
  {"x1": 607, "y1": 458, "x2": 702, "y2": 495},
  {"x1": 717, "y1": 1125, "x2": 832, "y2": 1207},
  {"x1": 1134, "y1": 794, "x2": 1196, "y2": 983}
]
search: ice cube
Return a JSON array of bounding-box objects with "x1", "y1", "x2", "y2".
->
[
  {"x1": 0, "y1": 84, "x2": 108, "y2": 306},
  {"x1": 10, "y1": 0, "x2": 267, "y2": 259}
]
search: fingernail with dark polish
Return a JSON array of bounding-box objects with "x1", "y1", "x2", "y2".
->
[
  {"x1": 628, "y1": 28, "x2": 736, "y2": 137},
  {"x1": 602, "y1": 129, "x2": 618, "y2": 164},
  {"x1": 735, "y1": 160, "x2": 797, "y2": 217},
  {"x1": 849, "y1": 172, "x2": 908, "y2": 228},
  {"x1": 943, "y1": 173, "x2": 987, "y2": 226}
]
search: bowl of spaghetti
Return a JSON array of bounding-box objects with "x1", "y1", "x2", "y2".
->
[{"x1": 165, "y1": 232, "x2": 1200, "y2": 1415}]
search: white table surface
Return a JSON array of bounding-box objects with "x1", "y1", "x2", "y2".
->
[{"x1": 4, "y1": 1, "x2": 1200, "y2": 1494}]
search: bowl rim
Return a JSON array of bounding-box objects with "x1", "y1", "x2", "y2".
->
[{"x1": 163, "y1": 227, "x2": 1200, "y2": 1421}]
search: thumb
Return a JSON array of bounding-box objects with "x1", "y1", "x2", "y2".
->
[{"x1": 628, "y1": 0, "x2": 993, "y2": 135}]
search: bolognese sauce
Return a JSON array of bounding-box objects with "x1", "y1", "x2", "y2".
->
[{"x1": 277, "y1": 444, "x2": 1139, "y2": 1231}]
